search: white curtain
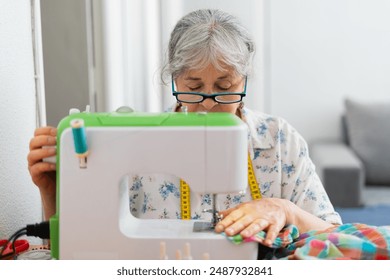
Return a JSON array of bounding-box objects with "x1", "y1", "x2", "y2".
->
[{"x1": 92, "y1": 0, "x2": 266, "y2": 113}]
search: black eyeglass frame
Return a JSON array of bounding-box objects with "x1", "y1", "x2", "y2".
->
[{"x1": 171, "y1": 76, "x2": 247, "y2": 104}]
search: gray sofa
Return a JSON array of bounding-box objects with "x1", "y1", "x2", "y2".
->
[{"x1": 311, "y1": 99, "x2": 390, "y2": 208}]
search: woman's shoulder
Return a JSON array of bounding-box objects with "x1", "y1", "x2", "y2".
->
[
  {"x1": 242, "y1": 107, "x2": 307, "y2": 150},
  {"x1": 243, "y1": 107, "x2": 292, "y2": 128}
]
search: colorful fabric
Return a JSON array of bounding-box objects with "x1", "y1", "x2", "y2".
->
[
  {"x1": 227, "y1": 224, "x2": 299, "y2": 249},
  {"x1": 127, "y1": 106, "x2": 341, "y2": 225},
  {"x1": 227, "y1": 223, "x2": 390, "y2": 260}
]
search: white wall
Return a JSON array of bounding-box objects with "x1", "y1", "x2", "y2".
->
[
  {"x1": 268, "y1": 0, "x2": 390, "y2": 144},
  {"x1": 0, "y1": 1, "x2": 42, "y2": 240}
]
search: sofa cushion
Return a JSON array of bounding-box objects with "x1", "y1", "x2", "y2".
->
[{"x1": 345, "y1": 99, "x2": 390, "y2": 185}]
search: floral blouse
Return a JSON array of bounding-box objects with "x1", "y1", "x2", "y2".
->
[{"x1": 127, "y1": 106, "x2": 342, "y2": 225}]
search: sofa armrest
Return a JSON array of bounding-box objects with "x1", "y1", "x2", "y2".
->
[{"x1": 310, "y1": 142, "x2": 365, "y2": 207}]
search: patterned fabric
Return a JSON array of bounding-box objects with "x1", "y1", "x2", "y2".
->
[
  {"x1": 127, "y1": 106, "x2": 341, "y2": 224},
  {"x1": 227, "y1": 224, "x2": 299, "y2": 249},
  {"x1": 227, "y1": 223, "x2": 390, "y2": 260}
]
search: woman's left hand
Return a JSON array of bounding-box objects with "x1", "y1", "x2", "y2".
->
[{"x1": 214, "y1": 198, "x2": 290, "y2": 247}]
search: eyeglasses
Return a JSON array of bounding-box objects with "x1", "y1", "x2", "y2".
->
[{"x1": 171, "y1": 76, "x2": 247, "y2": 104}]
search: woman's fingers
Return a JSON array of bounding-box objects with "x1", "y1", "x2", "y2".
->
[
  {"x1": 224, "y1": 213, "x2": 253, "y2": 236},
  {"x1": 215, "y1": 198, "x2": 288, "y2": 247},
  {"x1": 29, "y1": 134, "x2": 57, "y2": 151},
  {"x1": 217, "y1": 204, "x2": 239, "y2": 218},
  {"x1": 264, "y1": 224, "x2": 281, "y2": 247},
  {"x1": 215, "y1": 208, "x2": 244, "y2": 233},
  {"x1": 27, "y1": 146, "x2": 56, "y2": 166},
  {"x1": 34, "y1": 127, "x2": 57, "y2": 137},
  {"x1": 28, "y1": 161, "x2": 56, "y2": 179},
  {"x1": 216, "y1": 209, "x2": 268, "y2": 237},
  {"x1": 240, "y1": 218, "x2": 269, "y2": 238}
]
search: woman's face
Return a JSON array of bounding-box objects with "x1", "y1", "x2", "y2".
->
[{"x1": 174, "y1": 64, "x2": 245, "y2": 114}]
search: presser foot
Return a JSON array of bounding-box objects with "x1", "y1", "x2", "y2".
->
[{"x1": 193, "y1": 221, "x2": 214, "y2": 232}]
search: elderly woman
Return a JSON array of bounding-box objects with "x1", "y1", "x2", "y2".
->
[{"x1": 27, "y1": 9, "x2": 341, "y2": 248}]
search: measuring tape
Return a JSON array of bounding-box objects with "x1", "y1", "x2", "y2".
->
[
  {"x1": 180, "y1": 152, "x2": 261, "y2": 220},
  {"x1": 180, "y1": 179, "x2": 191, "y2": 220},
  {"x1": 247, "y1": 152, "x2": 262, "y2": 200}
]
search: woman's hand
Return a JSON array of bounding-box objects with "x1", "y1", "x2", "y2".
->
[
  {"x1": 215, "y1": 198, "x2": 290, "y2": 247},
  {"x1": 27, "y1": 127, "x2": 57, "y2": 219}
]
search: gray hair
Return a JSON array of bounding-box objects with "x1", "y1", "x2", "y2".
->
[{"x1": 161, "y1": 9, "x2": 255, "y2": 83}]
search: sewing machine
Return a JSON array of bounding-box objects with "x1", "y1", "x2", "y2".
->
[{"x1": 49, "y1": 110, "x2": 258, "y2": 259}]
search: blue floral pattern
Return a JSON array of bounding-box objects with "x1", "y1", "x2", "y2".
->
[
  {"x1": 142, "y1": 193, "x2": 156, "y2": 213},
  {"x1": 257, "y1": 122, "x2": 268, "y2": 137},
  {"x1": 201, "y1": 194, "x2": 212, "y2": 206},
  {"x1": 130, "y1": 175, "x2": 143, "y2": 191},
  {"x1": 126, "y1": 107, "x2": 341, "y2": 224},
  {"x1": 282, "y1": 163, "x2": 296, "y2": 178},
  {"x1": 159, "y1": 181, "x2": 180, "y2": 200}
]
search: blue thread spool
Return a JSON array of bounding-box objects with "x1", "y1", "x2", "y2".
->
[{"x1": 71, "y1": 119, "x2": 88, "y2": 168}]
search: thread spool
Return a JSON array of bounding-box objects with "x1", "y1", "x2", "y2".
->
[
  {"x1": 160, "y1": 242, "x2": 168, "y2": 260},
  {"x1": 183, "y1": 242, "x2": 192, "y2": 260},
  {"x1": 202, "y1": 253, "x2": 210, "y2": 260},
  {"x1": 71, "y1": 119, "x2": 88, "y2": 168},
  {"x1": 175, "y1": 249, "x2": 182, "y2": 260}
]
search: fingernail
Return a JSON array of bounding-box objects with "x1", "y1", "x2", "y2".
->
[
  {"x1": 50, "y1": 128, "x2": 57, "y2": 136},
  {"x1": 47, "y1": 136, "x2": 56, "y2": 144},
  {"x1": 215, "y1": 224, "x2": 224, "y2": 232},
  {"x1": 50, "y1": 164, "x2": 56, "y2": 170},
  {"x1": 48, "y1": 147, "x2": 56, "y2": 154},
  {"x1": 226, "y1": 228, "x2": 234, "y2": 235}
]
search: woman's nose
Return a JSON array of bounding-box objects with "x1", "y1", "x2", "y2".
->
[{"x1": 201, "y1": 96, "x2": 217, "y2": 110}]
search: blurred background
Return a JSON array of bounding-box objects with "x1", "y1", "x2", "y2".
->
[
  {"x1": 1, "y1": 0, "x2": 390, "y2": 240},
  {"x1": 41, "y1": 0, "x2": 390, "y2": 143}
]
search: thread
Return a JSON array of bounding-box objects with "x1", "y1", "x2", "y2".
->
[
  {"x1": 71, "y1": 119, "x2": 88, "y2": 168},
  {"x1": 71, "y1": 119, "x2": 88, "y2": 156}
]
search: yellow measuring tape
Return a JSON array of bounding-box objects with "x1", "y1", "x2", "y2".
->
[
  {"x1": 247, "y1": 152, "x2": 262, "y2": 200},
  {"x1": 180, "y1": 152, "x2": 261, "y2": 220},
  {"x1": 180, "y1": 179, "x2": 191, "y2": 220}
]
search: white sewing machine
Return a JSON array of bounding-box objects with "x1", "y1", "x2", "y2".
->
[{"x1": 49, "y1": 109, "x2": 258, "y2": 259}]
